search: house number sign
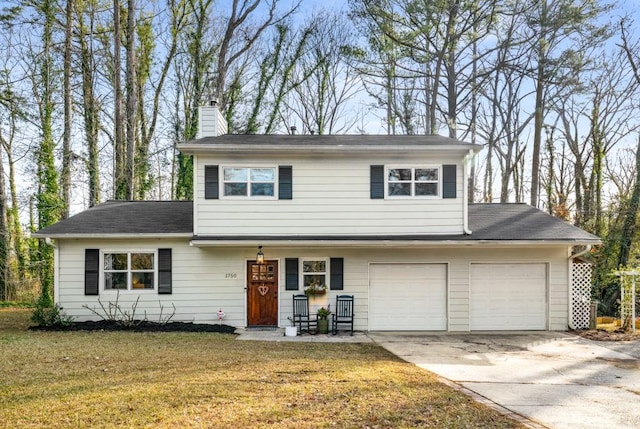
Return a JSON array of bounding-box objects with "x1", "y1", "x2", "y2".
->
[{"x1": 225, "y1": 273, "x2": 237, "y2": 279}]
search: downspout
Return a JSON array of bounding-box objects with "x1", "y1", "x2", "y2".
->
[
  {"x1": 569, "y1": 244, "x2": 592, "y2": 260},
  {"x1": 44, "y1": 237, "x2": 60, "y2": 305},
  {"x1": 463, "y1": 149, "x2": 474, "y2": 235}
]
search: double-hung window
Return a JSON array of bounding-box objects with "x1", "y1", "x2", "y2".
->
[
  {"x1": 301, "y1": 259, "x2": 328, "y2": 294},
  {"x1": 223, "y1": 167, "x2": 276, "y2": 197},
  {"x1": 387, "y1": 167, "x2": 439, "y2": 197},
  {"x1": 103, "y1": 252, "x2": 155, "y2": 290}
]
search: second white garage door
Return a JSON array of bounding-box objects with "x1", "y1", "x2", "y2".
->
[
  {"x1": 369, "y1": 263, "x2": 447, "y2": 331},
  {"x1": 470, "y1": 263, "x2": 547, "y2": 330}
]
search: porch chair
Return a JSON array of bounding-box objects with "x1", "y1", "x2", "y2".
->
[
  {"x1": 332, "y1": 295, "x2": 354, "y2": 335},
  {"x1": 292, "y1": 294, "x2": 317, "y2": 334}
]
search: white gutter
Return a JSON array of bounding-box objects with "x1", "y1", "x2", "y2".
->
[
  {"x1": 178, "y1": 143, "x2": 482, "y2": 154},
  {"x1": 463, "y1": 149, "x2": 474, "y2": 235},
  {"x1": 190, "y1": 239, "x2": 600, "y2": 248},
  {"x1": 569, "y1": 244, "x2": 593, "y2": 260},
  {"x1": 32, "y1": 233, "x2": 193, "y2": 239}
]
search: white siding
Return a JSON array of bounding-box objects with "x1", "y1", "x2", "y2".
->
[
  {"x1": 56, "y1": 240, "x2": 570, "y2": 331},
  {"x1": 197, "y1": 106, "x2": 227, "y2": 138},
  {"x1": 57, "y1": 239, "x2": 251, "y2": 326},
  {"x1": 194, "y1": 153, "x2": 465, "y2": 236}
]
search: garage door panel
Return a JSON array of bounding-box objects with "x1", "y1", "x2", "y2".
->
[
  {"x1": 470, "y1": 263, "x2": 547, "y2": 331},
  {"x1": 370, "y1": 263, "x2": 447, "y2": 331}
]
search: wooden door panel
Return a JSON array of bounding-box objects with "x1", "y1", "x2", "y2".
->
[{"x1": 247, "y1": 261, "x2": 278, "y2": 326}]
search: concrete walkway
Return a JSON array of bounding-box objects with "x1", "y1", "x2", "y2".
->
[
  {"x1": 368, "y1": 332, "x2": 640, "y2": 429},
  {"x1": 236, "y1": 327, "x2": 373, "y2": 343}
]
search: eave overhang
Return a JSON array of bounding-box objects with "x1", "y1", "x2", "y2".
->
[
  {"x1": 189, "y1": 235, "x2": 601, "y2": 248},
  {"x1": 32, "y1": 233, "x2": 193, "y2": 240},
  {"x1": 178, "y1": 143, "x2": 483, "y2": 155}
]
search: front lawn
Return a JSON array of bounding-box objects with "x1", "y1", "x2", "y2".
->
[{"x1": 0, "y1": 309, "x2": 523, "y2": 428}]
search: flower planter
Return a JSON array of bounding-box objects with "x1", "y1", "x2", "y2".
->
[
  {"x1": 285, "y1": 326, "x2": 298, "y2": 337},
  {"x1": 317, "y1": 319, "x2": 329, "y2": 334}
]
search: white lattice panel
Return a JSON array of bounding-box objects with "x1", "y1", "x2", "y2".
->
[
  {"x1": 620, "y1": 278, "x2": 636, "y2": 327},
  {"x1": 571, "y1": 262, "x2": 592, "y2": 329}
]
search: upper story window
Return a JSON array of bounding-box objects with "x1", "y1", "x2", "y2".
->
[
  {"x1": 223, "y1": 167, "x2": 276, "y2": 197},
  {"x1": 387, "y1": 167, "x2": 439, "y2": 197},
  {"x1": 104, "y1": 252, "x2": 155, "y2": 290}
]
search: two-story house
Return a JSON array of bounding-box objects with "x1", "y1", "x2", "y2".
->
[{"x1": 34, "y1": 105, "x2": 600, "y2": 331}]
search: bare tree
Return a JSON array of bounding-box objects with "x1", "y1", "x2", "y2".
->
[{"x1": 284, "y1": 12, "x2": 363, "y2": 135}]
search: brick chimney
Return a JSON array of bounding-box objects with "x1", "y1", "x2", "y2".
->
[{"x1": 197, "y1": 100, "x2": 228, "y2": 138}]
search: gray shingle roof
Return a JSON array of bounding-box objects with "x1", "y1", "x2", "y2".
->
[
  {"x1": 468, "y1": 204, "x2": 599, "y2": 241},
  {"x1": 33, "y1": 200, "x2": 193, "y2": 236},
  {"x1": 34, "y1": 201, "x2": 599, "y2": 244}
]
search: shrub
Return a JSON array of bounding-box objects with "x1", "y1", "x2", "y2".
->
[{"x1": 31, "y1": 301, "x2": 74, "y2": 327}]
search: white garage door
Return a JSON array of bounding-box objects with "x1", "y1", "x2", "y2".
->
[
  {"x1": 369, "y1": 263, "x2": 447, "y2": 331},
  {"x1": 470, "y1": 263, "x2": 547, "y2": 330}
]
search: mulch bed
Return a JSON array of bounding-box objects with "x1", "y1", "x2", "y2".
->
[
  {"x1": 30, "y1": 320, "x2": 236, "y2": 334},
  {"x1": 573, "y1": 329, "x2": 640, "y2": 342}
]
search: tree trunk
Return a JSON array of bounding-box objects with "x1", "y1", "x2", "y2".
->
[
  {"x1": 530, "y1": 54, "x2": 545, "y2": 208},
  {"x1": 35, "y1": 0, "x2": 62, "y2": 306},
  {"x1": 61, "y1": 0, "x2": 74, "y2": 219},
  {"x1": 125, "y1": 0, "x2": 137, "y2": 200},
  {"x1": 114, "y1": 0, "x2": 126, "y2": 199},
  {"x1": 0, "y1": 141, "x2": 8, "y2": 301},
  {"x1": 78, "y1": 4, "x2": 101, "y2": 207}
]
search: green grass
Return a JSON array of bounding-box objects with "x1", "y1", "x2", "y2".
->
[
  {"x1": 0, "y1": 301, "x2": 34, "y2": 308},
  {"x1": 0, "y1": 309, "x2": 524, "y2": 428}
]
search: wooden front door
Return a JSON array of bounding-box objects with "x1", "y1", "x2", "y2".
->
[{"x1": 247, "y1": 260, "x2": 278, "y2": 326}]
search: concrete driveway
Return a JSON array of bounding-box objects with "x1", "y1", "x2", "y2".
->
[{"x1": 368, "y1": 332, "x2": 640, "y2": 429}]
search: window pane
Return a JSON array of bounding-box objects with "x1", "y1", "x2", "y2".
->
[
  {"x1": 104, "y1": 253, "x2": 127, "y2": 270},
  {"x1": 251, "y1": 183, "x2": 274, "y2": 196},
  {"x1": 388, "y1": 168, "x2": 411, "y2": 181},
  {"x1": 132, "y1": 272, "x2": 154, "y2": 289},
  {"x1": 415, "y1": 168, "x2": 438, "y2": 181},
  {"x1": 105, "y1": 272, "x2": 127, "y2": 290},
  {"x1": 416, "y1": 183, "x2": 438, "y2": 196},
  {"x1": 303, "y1": 274, "x2": 326, "y2": 287},
  {"x1": 303, "y1": 261, "x2": 326, "y2": 273},
  {"x1": 131, "y1": 253, "x2": 154, "y2": 270},
  {"x1": 224, "y1": 183, "x2": 248, "y2": 196},
  {"x1": 223, "y1": 168, "x2": 247, "y2": 182},
  {"x1": 251, "y1": 168, "x2": 275, "y2": 182},
  {"x1": 388, "y1": 183, "x2": 411, "y2": 196}
]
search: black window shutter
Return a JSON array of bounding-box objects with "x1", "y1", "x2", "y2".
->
[
  {"x1": 158, "y1": 249, "x2": 172, "y2": 294},
  {"x1": 442, "y1": 164, "x2": 457, "y2": 199},
  {"x1": 370, "y1": 165, "x2": 384, "y2": 199},
  {"x1": 285, "y1": 258, "x2": 299, "y2": 290},
  {"x1": 84, "y1": 249, "x2": 99, "y2": 296},
  {"x1": 279, "y1": 166, "x2": 293, "y2": 200},
  {"x1": 204, "y1": 165, "x2": 219, "y2": 199},
  {"x1": 330, "y1": 258, "x2": 344, "y2": 290}
]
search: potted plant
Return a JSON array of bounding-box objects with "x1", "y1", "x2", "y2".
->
[
  {"x1": 317, "y1": 306, "x2": 331, "y2": 334},
  {"x1": 285, "y1": 316, "x2": 298, "y2": 337}
]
